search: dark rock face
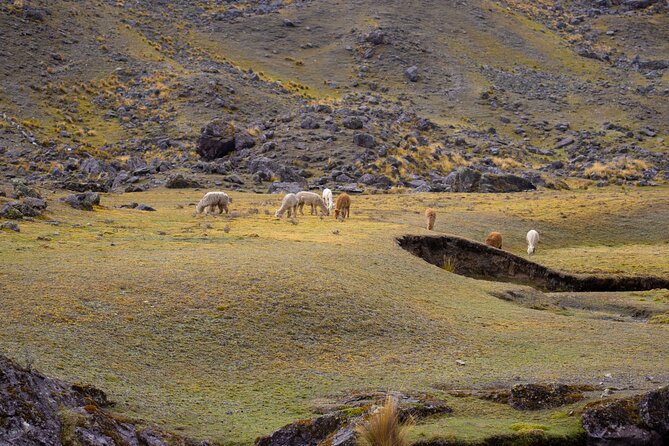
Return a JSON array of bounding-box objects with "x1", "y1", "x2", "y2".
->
[
  {"x1": 444, "y1": 167, "x2": 481, "y2": 192},
  {"x1": 0, "y1": 355, "x2": 209, "y2": 446},
  {"x1": 509, "y1": 384, "x2": 585, "y2": 411},
  {"x1": 62, "y1": 192, "x2": 100, "y2": 211},
  {"x1": 165, "y1": 174, "x2": 202, "y2": 189},
  {"x1": 639, "y1": 386, "x2": 669, "y2": 437},
  {"x1": 58, "y1": 181, "x2": 110, "y2": 193},
  {"x1": 249, "y1": 157, "x2": 305, "y2": 184},
  {"x1": 479, "y1": 173, "x2": 536, "y2": 193},
  {"x1": 582, "y1": 395, "x2": 662, "y2": 445},
  {"x1": 255, "y1": 413, "x2": 345, "y2": 446},
  {"x1": 196, "y1": 118, "x2": 238, "y2": 161}
]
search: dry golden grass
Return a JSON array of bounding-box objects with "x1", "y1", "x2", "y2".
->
[{"x1": 357, "y1": 396, "x2": 413, "y2": 446}]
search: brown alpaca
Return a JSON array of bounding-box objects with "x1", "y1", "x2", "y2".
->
[
  {"x1": 425, "y1": 208, "x2": 436, "y2": 230},
  {"x1": 485, "y1": 231, "x2": 503, "y2": 249},
  {"x1": 334, "y1": 193, "x2": 351, "y2": 220}
]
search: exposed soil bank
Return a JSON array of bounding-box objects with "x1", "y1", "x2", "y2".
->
[{"x1": 397, "y1": 235, "x2": 669, "y2": 292}]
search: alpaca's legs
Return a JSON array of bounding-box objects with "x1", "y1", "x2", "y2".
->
[{"x1": 298, "y1": 203, "x2": 304, "y2": 215}]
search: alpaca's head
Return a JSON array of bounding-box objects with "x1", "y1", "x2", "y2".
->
[
  {"x1": 527, "y1": 244, "x2": 536, "y2": 255},
  {"x1": 228, "y1": 196, "x2": 233, "y2": 203},
  {"x1": 334, "y1": 209, "x2": 340, "y2": 219},
  {"x1": 196, "y1": 202, "x2": 205, "y2": 214}
]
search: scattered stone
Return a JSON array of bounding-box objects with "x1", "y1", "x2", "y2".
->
[
  {"x1": 0, "y1": 202, "x2": 41, "y2": 219},
  {"x1": 365, "y1": 29, "x2": 386, "y2": 45},
  {"x1": 353, "y1": 133, "x2": 376, "y2": 148},
  {"x1": 166, "y1": 174, "x2": 201, "y2": 189},
  {"x1": 342, "y1": 116, "x2": 364, "y2": 129},
  {"x1": 62, "y1": 192, "x2": 100, "y2": 211},
  {"x1": 12, "y1": 179, "x2": 41, "y2": 199},
  {"x1": 136, "y1": 204, "x2": 156, "y2": 211},
  {"x1": 556, "y1": 137, "x2": 575, "y2": 149},
  {"x1": 358, "y1": 173, "x2": 376, "y2": 185},
  {"x1": 405, "y1": 65, "x2": 419, "y2": 82},
  {"x1": 0, "y1": 222, "x2": 20, "y2": 232},
  {"x1": 300, "y1": 116, "x2": 320, "y2": 129}
]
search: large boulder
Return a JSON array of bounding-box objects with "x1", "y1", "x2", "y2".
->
[
  {"x1": 0, "y1": 202, "x2": 42, "y2": 219},
  {"x1": 353, "y1": 133, "x2": 376, "y2": 148},
  {"x1": 639, "y1": 386, "x2": 669, "y2": 436},
  {"x1": 165, "y1": 174, "x2": 202, "y2": 189},
  {"x1": 249, "y1": 157, "x2": 305, "y2": 184},
  {"x1": 62, "y1": 192, "x2": 100, "y2": 211},
  {"x1": 444, "y1": 167, "x2": 482, "y2": 192},
  {"x1": 197, "y1": 118, "x2": 242, "y2": 160},
  {"x1": 582, "y1": 387, "x2": 669, "y2": 445},
  {"x1": 509, "y1": 384, "x2": 585, "y2": 411},
  {"x1": 12, "y1": 179, "x2": 41, "y2": 199},
  {"x1": 479, "y1": 173, "x2": 536, "y2": 193}
]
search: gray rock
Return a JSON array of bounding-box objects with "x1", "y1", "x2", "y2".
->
[
  {"x1": 335, "y1": 173, "x2": 353, "y2": 183},
  {"x1": 23, "y1": 197, "x2": 47, "y2": 210},
  {"x1": 639, "y1": 386, "x2": 669, "y2": 436},
  {"x1": 300, "y1": 116, "x2": 320, "y2": 129},
  {"x1": 0, "y1": 222, "x2": 20, "y2": 232},
  {"x1": 405, "y1": 65, "x2": 419, "y2": 82},
  {"x1": 342, "y1": 116, "x2": 364, "y2": 129},
  {"x1": 63, "y1": 192, "x2": 100, "y2": 211},
  {"x1": 165, "y1": 174, "x2": 201, "y2": 189},
  {"x1": 444, "y1": 167, "x2": 482, "y2": 192},
  {"x1": 353, "y1": 133, "x2": 376, "y2": 148},
  {"x1": 135, "y1": 204, "x2": 156, "y2": 212},
  {"x1": 556, "y1": 137, "x2": 575, "y2": 149},
  {"x1": 358, "y1": 173, "x2": 376, "y2": 185},
  {"x1": 12, "y1": 179, "x2": 42, "y2": 199},
  {"x1": 479, "y1": 174, "x2": 536, "y2": 193}
]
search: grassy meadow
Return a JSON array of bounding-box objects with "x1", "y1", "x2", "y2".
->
[{"x1": 1, "y1": 186, "x2": 668, "y2": 444}]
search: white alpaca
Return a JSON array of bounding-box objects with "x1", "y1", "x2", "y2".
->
[
  {"x1": 322, "y1": 188, "x2": 334, "y2": 211},
  {"x1": 296, "y1": 191, "x2": 329, "y2": 216},
  {"x1": 196, "y1": 192, "x2": 232, "y2": 214},
  {"x1": 527, "y1": 229, "x2": 540, "y2": 255},
  {"x1": 275, "y1": 193, "x2": 298, "y2": 218}
]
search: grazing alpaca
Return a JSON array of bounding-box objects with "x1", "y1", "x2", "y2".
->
[
  {"x1": 425, "y1": 208, "x2": 436, "y2": 230},
  {"x1": 296, "y1": 191, "x2": 329, "y2": 216},
  {"x1": 526, "y1": 229, "x2": 539, "y2": 255},
  {"x1": 275, "y1": 193, "x2": 298, "y2": 218},
  {"x1": 334, "y1": 193, "x2": 351, "y2": 220},
  {"x1": 322, "y1": 188, "x2": 334, "y2": 211},
  {"x1": 196, "y1": 191, "x2": 232, "y2": 214},
  {"x1": 485, "y1": 231, "x2": 503, "y2": 249}
]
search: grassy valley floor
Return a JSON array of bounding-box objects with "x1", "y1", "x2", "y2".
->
[{"x1": 0, "y1": 187, "x2": 668, "y2": 444}]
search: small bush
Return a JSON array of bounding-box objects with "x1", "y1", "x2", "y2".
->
[
  {"x1": 442, "y1": 257, "x2": 455, "y2": 273},
  {"x1": 356, "y1": 395, "x2": 413, "y2": 446}
]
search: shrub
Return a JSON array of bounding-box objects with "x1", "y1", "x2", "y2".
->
[{"x1": 356, "y1": 395, "x2": 413, "y2": 446}]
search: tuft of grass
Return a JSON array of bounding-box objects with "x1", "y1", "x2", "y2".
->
[
  {"x1": 648, "y1": 313, "x2": 669, "y2": 325},
  {"x1": 357, "y1": 395, "x2": 413, "y2": 446},
  {"x1": 442, "y1": 257, "x2": 455, "y2": 273}
]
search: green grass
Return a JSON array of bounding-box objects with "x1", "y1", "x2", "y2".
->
[{"x1": 0, "y1": 187, "x2": 668, "y2": 444}]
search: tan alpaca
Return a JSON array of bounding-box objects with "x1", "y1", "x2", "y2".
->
[
  {"x1": 425, "y1": 208, "x2": 436, "y2": 230},
  {"x1": 196, "y1": 192, "x2": 232, "y2": 214},
  {"x1": 275, "y1": 193, "x2": 298, "y2": 218},
  {"x1": 334, "y1": 193, "x2": 351, "y2": 220},
  {"x1": 296, "y1": 191, "x2": 329, "y2": 216},
  {"x1": 485, "y1": 232, "x2": 503, "y2": 249}
]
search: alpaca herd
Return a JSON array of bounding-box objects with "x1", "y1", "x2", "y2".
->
[
  {"x1": 424, "y1": 209, "x2": 540, "y2": 255},
  {"x1": 195, "y1": 190, "x2": 539, "y2": 255}
]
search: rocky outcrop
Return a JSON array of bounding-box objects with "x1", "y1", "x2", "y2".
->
[
  {"x1": 509, "y1": 383, "x2": 586, "y2": 410},
  {"x1": 0, "y1": 354, "x2": 212, "y2": 446},
  {"x1": 197, "y1": 118, "x2": 254, "y2": 161},
  {"x1": 62, "y1": 192, "x2": 100, "y2": 211},
  {"x1": 165, "y1": 174, "x2": 202, "y2": 189},
  {"x1": 255, "y1": 391, "x2": 451, "y2": 446},
  {"x1": 582, "y1": 387, "x2": 669, "y2": 445},
  {"x1": 479, "y1": 173, "x2": 536, "y2": 193}
]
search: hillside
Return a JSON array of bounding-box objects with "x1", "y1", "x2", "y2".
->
[{"x1": 1, "y1": 0, "x2": 667, "y2": 193}]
